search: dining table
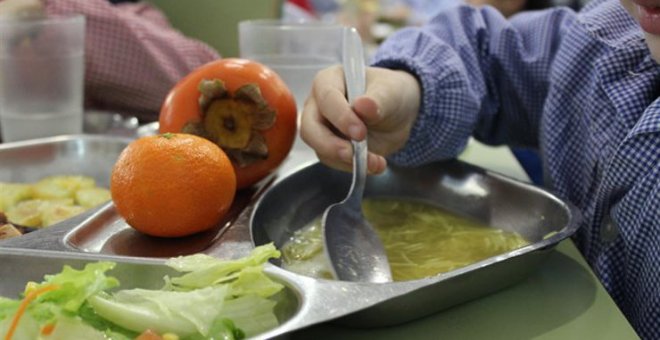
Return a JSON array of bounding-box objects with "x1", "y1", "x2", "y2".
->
[{"x1": 285, "y1": 137, "x2": 640, "y2": 340}]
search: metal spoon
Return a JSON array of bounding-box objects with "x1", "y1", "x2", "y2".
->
[{"x1": 321, "y1": 27, "x2": 392, "y2": 283}]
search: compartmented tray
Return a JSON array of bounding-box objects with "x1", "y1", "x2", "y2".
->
[
  {"x1": 0, "y1": 134, "x2": 131, "y2": 186},
  {"x1": 0, "y1": 134, "x2": 581, "y2": 337},
  {"x1": 0, "y1": 134, "x2": 313, "y2": 260},
  {"x1": 0, "y1": 247, "x2": 401, "y2": 339},
  {"x1": 250, "y1": 160, "x2": 581, "y2": 327}
]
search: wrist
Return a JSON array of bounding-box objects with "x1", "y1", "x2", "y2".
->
[{"x1": 396, "y1": 69, "x2": 421, "y2": 142}]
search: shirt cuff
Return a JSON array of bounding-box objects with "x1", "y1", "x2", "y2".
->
[{"x1": 372, "y1": 26, "x2": 479, "y2": 167}]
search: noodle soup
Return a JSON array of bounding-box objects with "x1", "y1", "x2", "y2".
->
[{"x1": 281, "y1": 198, "x2": 529, "y2": 281}]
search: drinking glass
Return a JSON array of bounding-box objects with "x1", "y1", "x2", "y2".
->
[
  {"x1": 239, "y1": 20, "x2": 345, "y2": 165},
  {"x1": 0, "y1": 14, "x2": 85, "y2": 142},
  {"x1": 238, "y1": 19, "x2": 344, "y2": 111}
]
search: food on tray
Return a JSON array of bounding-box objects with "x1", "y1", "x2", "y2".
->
[
  {"x1": 5, "y1": 199, "x2": 85, "y2": 228},
  {"x1": 0, "y1": 183, "x2": 32, "y2": 212},
  {"x1": 75, "y1": 187, "x2": 113, "y2": 209},
  {"x1": 281, "y1": 198, "x2": 530, "y2": 281},
  {"x1": 159, "y1": 58, "x2": 297, "y2": 189},
  {"x1": 33, "y1": 176, "x2": 96, "y2": 200},
  {"x1": 0, "y1": 176, "x2": 111, "y2": 238},
  {"x1": 111, "y1": 133, "x2": 236, "y2": 238},
  {"x1": 0, "y1": 223, "x2": 21, "y2": 240},
  {"x1": 0, "y1": 243, "x2": 283, "y2": 340},
  {"x1": 0, "y1": 212, "x2": 36, "y2": 240}
]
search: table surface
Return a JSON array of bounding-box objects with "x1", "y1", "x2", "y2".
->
[{"x1": 288, "y1": 138, "x2": 640, "y2": 340}]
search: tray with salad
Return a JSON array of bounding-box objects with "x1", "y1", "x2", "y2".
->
[
  {"x1": 0, "y1": 58, "x2": 582, "y2": 339},
  {"x1": 0, "y1": 244, "x2": 300, "y2": 339},
  {"x1": 0, "y1": 134, "x2": 582, "y2": 335}
]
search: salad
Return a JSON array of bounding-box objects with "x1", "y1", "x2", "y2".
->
[{"x1": 0, "y1": 244, "x2": 284, "y2": 340}]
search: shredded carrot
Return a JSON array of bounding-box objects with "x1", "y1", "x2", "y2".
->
[
  {"x1": 40, "y1": 322, "x2": 56, "y2": 336},
  {"x1": 4, "y1": 284, "x2": 59, "y2": 340}
]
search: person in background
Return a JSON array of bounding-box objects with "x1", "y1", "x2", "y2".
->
[
  {"x1": 381, "y1": 0, "x2": 462, "y2": 25},
  {"x1": 466, "y1": 0, "x2": 553, "y2": 16},
  {"x1": 0, "y1": 0, "x2": 219, "y2": 121},
  {"x1": 300, "y1": 0, "x2": 660, "y2": 338},
  {"x1": 283, "y1": 0, "x2": 320, "y2": 21}
]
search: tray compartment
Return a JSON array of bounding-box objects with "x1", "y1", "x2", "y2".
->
[
  {"x1": 62, "y1": 186, "x2": 262, "y2": 258},
  {"x1": 0, "y1": 134, "x2": 130, "y2": 186},
  {"x1": 250, "y1": 160, "x2": 580, "y2": 327},
  {"x1": 0, "y1": 248, "x2": 303, "y2": 339},
  {"x1": 0, "y1": 138, "x2": 581, "y2": 334}
]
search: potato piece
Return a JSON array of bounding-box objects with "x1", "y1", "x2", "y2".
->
[
  {"x1": 0, "y1": 223, "x2": 22, "y2": 239},
  {"x1": 6, "y1": 199, "x2": 74, "y2": 228},
  {"x1": 42, "y1": 204, "x2": 86, "y2": 227},
  {"x1": 33, "y1": 175, "x2": 96, "y2": 200},
  {"x1": 1, "y1": 176, "x2": 104, "y2": 228},
  {"x1": 0, "y1": 182, "x2": 34, "y2": 212},
  {"x1": 75, "y1": 187, "x2": 111, "y2": 208},
  {"x1": 6, "y1": 200, "x2": 44, "y2": 227}
]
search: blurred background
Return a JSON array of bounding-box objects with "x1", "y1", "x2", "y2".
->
[
  {"x1": 144, "y1": 0, "x2": 282, "y2": 58},
  {"x1": 145, "y1": 0, "x2": 588, "y2": 59}
]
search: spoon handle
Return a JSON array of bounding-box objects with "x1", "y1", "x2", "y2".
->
[
  {"x1": 342, "y1": 27, "x2": 368, "y2": 206},
  {"x1": 342, "y1": 27, "x2": 365, "y2": 105},
  {"x1": 349, "y1": 139, "x2": 367, "y2": 205}
]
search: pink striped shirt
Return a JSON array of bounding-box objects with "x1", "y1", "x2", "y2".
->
[{"x1": 45, "y1": 0, "x2": 220, "y2": 120}]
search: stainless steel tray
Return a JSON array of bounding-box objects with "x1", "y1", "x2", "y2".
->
[
  {"x1": 0, "y1": 134, "x2": 131, "y2": 186},
  {"x1": 0, "y1": 134, "x2": 581, "y2": 337},
  {"x1": 250, "y1": 160, "x2": 581, "y2": 327},
  {"x1": 0, "y1": 247, "x2": 400, "y2": 340}
]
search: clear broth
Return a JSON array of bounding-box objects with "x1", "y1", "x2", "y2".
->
[{"x1": 281, "y1": 197, "x2": 529, "y2": 281}]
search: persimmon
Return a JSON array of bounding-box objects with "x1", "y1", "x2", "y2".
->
[
  {"x1": 159, "y1": 58, "x2": 297, "y2": 189},
  {"x1": 110, "y1": 133, "x2": 236, "y2": 238}
]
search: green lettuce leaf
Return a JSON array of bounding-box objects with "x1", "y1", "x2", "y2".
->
[
  {"x1": 1, "y1": 261, "x2": 121, "y2": 339},
  {"x1": 0, "y1": 312, "x2": 39, "y2": 340},
  {"x1": 77, "y1": 303, "x2": 138, "y2": 339},
  {"x1": 2, "y1": 243, "x2": 284, "y2": 339},
  {"x1": 183, "y1": 318, "x2": 245, "y2": 340},
  {"x1": 41, "y1": 316, "x2": 109, "y2": 340},
  {"x1": 222, "y1": 294, "x2": 279, "y2": 336},
  {"x1": 229, "y1": 265, "x2": 284, "y2": 298},
  {"x1": 0, "y1": 296, "x2": 19, "y2": 321},
  {"x1": 88, "y1": 285, "x2": 229, "y2": 337},
  {"x1": 166, "y1": 243, "x2": 281, "y2": 291},
  {"x1": 36, "y1": 261, "x2": 119, "y2": 314}
]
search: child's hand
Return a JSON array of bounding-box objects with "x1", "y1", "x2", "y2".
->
[{"x1": 301, "y1": 65, "x2": 421, "y2": 174}]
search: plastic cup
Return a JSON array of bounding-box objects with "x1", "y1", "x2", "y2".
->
[
  {"x1": 0, "y1": 14, "x2": 85, "y2": 142},
  {"x1": 238, "y1": 20, "x2": 344, "y2": 111}
]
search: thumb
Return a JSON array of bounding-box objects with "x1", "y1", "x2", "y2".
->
[
  {"x1": 352, "y1": 95, "x2": 380, "y2": 126},
  {"x1": 351, "y1": 70, "x2": 394, "y2": 126},
  {"x1": 354, "y1": 68, "x2": 420, "y2": 127},
  {"x1": 353, "y1": 68, "x2": 421, "y2": 157}
]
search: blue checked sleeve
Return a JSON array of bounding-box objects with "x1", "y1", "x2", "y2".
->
[{"x1": 372, "y1": 5, "x2": 576, "y2": 166}]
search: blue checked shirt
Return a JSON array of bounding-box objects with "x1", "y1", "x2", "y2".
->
[{"x1": 373, "y1": 0, "x2": 660, "y2": 338}]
